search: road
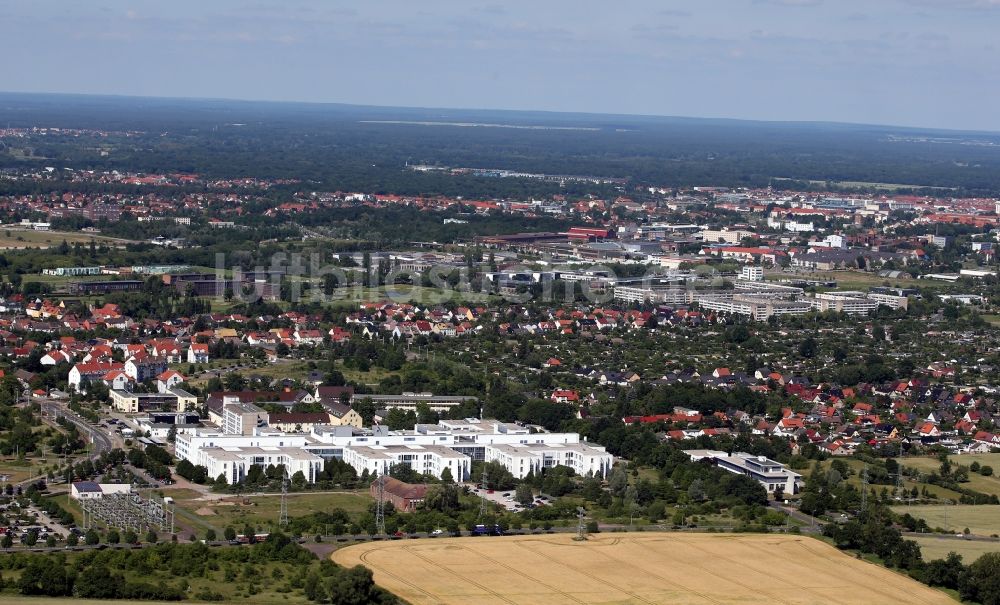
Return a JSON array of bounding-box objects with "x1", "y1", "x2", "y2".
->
[
  {"x1": 38, "y1": 398, "x2": 113, "y2": 457},
  {"x1": 769, "y1": 500, "x2": 823, "y2": 533},
  {"x1": 14, "y1": 397, "x2": 116, "y2": 488}
]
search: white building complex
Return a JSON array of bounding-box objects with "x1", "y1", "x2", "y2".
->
[
  {"x1": 175, "y1": 416, "x2": 614, "y2": 485},
  {"x1": 808, "y1": 291, "x2": 909, "y2": 314}
]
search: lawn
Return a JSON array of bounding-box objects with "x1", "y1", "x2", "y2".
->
[
  {"x1": 176, "y1": 358, "x2": 311, "y2": 388},
  {"x1": 766, "y1": 269, "x2": 913, "y2": 291},
  {"x1": 771, "y1": 177, "x2": 954, "y2": 192},
  {"x1": 336, "y1": 361, "x2": 399, "y2": 387},
  {"x1": 326, "y1": 285, "x2": 491, "y2": 305},
  {"x1": 334, "y1": 533, "x2": 954, "y2": 605},
  {"x1": 0, "y1": 228, "x2": 134, "y2": 249},
  {"x1": 901, "y1": 454, "x2": 1000, "y2": 499},
  {"x1": 0, "y1": 458, "x2": 48, "y2": 484},
  {"x1": 912, "y1": 535, "x2": 1000, "y2": 563},
  {"x1": 170, "y1": 490, "x2": 371, "y2": 535},
  {"x1": 891, "y1": 505, "x2": 1000, "y2": 536}
]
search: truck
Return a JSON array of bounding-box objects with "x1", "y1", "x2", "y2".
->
[{"x1": 472, "y1": 524, "x2": 503, "y2": 536}]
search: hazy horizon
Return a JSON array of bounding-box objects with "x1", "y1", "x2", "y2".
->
[
  {"x1": 5, "y1": 89, "x2": 1000, "y2": 136},
  {"x1": 4, "y1": 1, "x2": 1000, "y2": 131}
]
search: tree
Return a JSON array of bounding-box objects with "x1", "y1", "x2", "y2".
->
[
  {"x1": 205, "y1": 528, "x2": 217, "y2": 541},
  {"x1": 960, "y1": 551, "x2": 1000, "y2": 605},
  {"x1": 145, "y1": 529, "x2": 158, "y2": 543},
  {"x1": 798, "y1": 336, "x2": 817, "y2": 359},
  {"x1": 84, "y1": 529, "x2": 100, "y2": 545},
  {"x1": 243, "y1": 523, "x2": 256, "y2": 543},
  {"x1": 515, "y1": 483, "x2": 534, "y2": 506},
  {"x1": 106, "y1": 529, "x2": 121, "y2": 544},
  {"x1": 687, "y1": 479, "x2": 706, "y2": 502},
  {"x1": 75, "y1": 565, "x2": 118, "y2": 599},
  {"x1": 323, "y1": 565, "x2": 383, "y2": 605},
  {"x1": 440, "y1": 466, "x2": 454, "y2": 484},
  {"x1": 925, "y1": 552, "x2": 964, "y2": 589},
  {"x1": 608, "y1": 465, "x2": 628, "y2": 497},
  {"x1": 224, "y1": 526, "x2": 237, "y2": 541},
  {"x1": 423, "y1": 483, "x2": 460, "y2": 513},
  {"x1": 123, "y1": 529, "x2": 138, "y2": 544}
]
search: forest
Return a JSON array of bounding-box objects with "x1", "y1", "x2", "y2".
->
[{"x1": 4, "y1": 93, "x2": 1000, "y2": 196}]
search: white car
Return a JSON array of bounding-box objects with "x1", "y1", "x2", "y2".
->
[{"x1": 431, "y1": 529, "x2": 443, "y2": 535}]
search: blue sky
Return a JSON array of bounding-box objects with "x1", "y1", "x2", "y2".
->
[{"x1": 3, "y1": 0, "x2": 999, "y2": 131}]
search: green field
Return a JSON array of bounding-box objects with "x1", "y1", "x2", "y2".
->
[
  {"x1": 0, "y1": 228, "x2": 133, "y2": 249},
  {"x1": 772, "y1": 177, "x2": 955, "y2": 192},
  {"x1": 902, "y1": 454, "x2": 1000, "y2": 498},
  {"x1": 0, "y1": 458, "x2": 47, "y2": 483},
  {"x1": 54, "y1": 488, "x2": 372, "y2": 537},
  {"x1": 766, "y1": 269, "x2": 916, "y2": 292},
  {"x1": 175, "y1": 358, "x2": 311, "y2": 388},
  {"x1": 817, "y1": 458, "x2": 965, "y2": 502},
  {"x1": 892, "y1": 505, "x2": 1000, "y2": 536},
  {"x1": 327, "y1": 284, "x2": 491, "y2": 305},
  {"x1": 912, "y1": 535, "x2": 1000, "y2": 563},
  {"x1": 337, "y1": 361, "x2": 399, "y2": 386},
  {"x1": 169, "y1": 490, "x2": 371, "y2": 535}
]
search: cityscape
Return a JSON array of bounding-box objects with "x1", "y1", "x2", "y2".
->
[{"x1": 2, "y1": 2, "x2": 1000, "y2": 605}]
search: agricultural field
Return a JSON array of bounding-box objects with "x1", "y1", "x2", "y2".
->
[
  {"x1": 901, "y1": 454, "x2": 1000, "y2": 499},
  {"x1": 912, "y1": 535, "x2": 1000, "y2": 563},
  {"x1": 333, "y1": 533, "x2": 954, "y2": 605},
  {"x1": 891, "y1": 505, "x2": 1000, "y2": 536}
]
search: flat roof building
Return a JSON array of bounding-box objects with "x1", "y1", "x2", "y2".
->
[{"x1": 684, "y1": 450, "x2": 802, "y2": 494}]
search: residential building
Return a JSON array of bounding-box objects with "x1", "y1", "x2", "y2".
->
[
  {"x1": 223, "y1": 402, "x2": 270, "y2": 435},
  {"x1": 740, "y1": 265, "x2": 764, "y2": 282}
]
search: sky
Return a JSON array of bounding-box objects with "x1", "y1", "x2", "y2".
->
[{"x1": 3, "y1": 0, "x2": 1000, "y2": 131}]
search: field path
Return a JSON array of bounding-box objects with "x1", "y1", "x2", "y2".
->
[{"x1": 332, "y1": 533, "x2": 956, "y2": 605}]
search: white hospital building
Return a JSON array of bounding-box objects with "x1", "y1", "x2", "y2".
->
[{"x1": 175, "y1": 418, "x2": 614, "y2": 484}]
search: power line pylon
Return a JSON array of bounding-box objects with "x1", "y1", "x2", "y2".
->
[
  {"x1": 861, "y1": 464, "x2": 869, "y2": 511},
  {"x1": 279, "y1": 468, "x2": 289, "y2": 528},
  {"x1": 374, "y1": 473, "x2": 386, "y2": 535},
  {"x1": 478, "y1": 467, "x2": 489, "y2": 519}
]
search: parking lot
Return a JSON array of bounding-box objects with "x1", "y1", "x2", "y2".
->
[{"x1": 467, "y1": 486, "x2": 551, "y2": 513}]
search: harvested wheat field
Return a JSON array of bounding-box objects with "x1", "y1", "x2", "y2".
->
[{"x1": 333, "y1": 533, "x2": 954, "y2": 605}]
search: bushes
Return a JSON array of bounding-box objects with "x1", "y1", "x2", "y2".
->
[{"x1": 1, "y1": 533, "x2": 346, "y2": 602}]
